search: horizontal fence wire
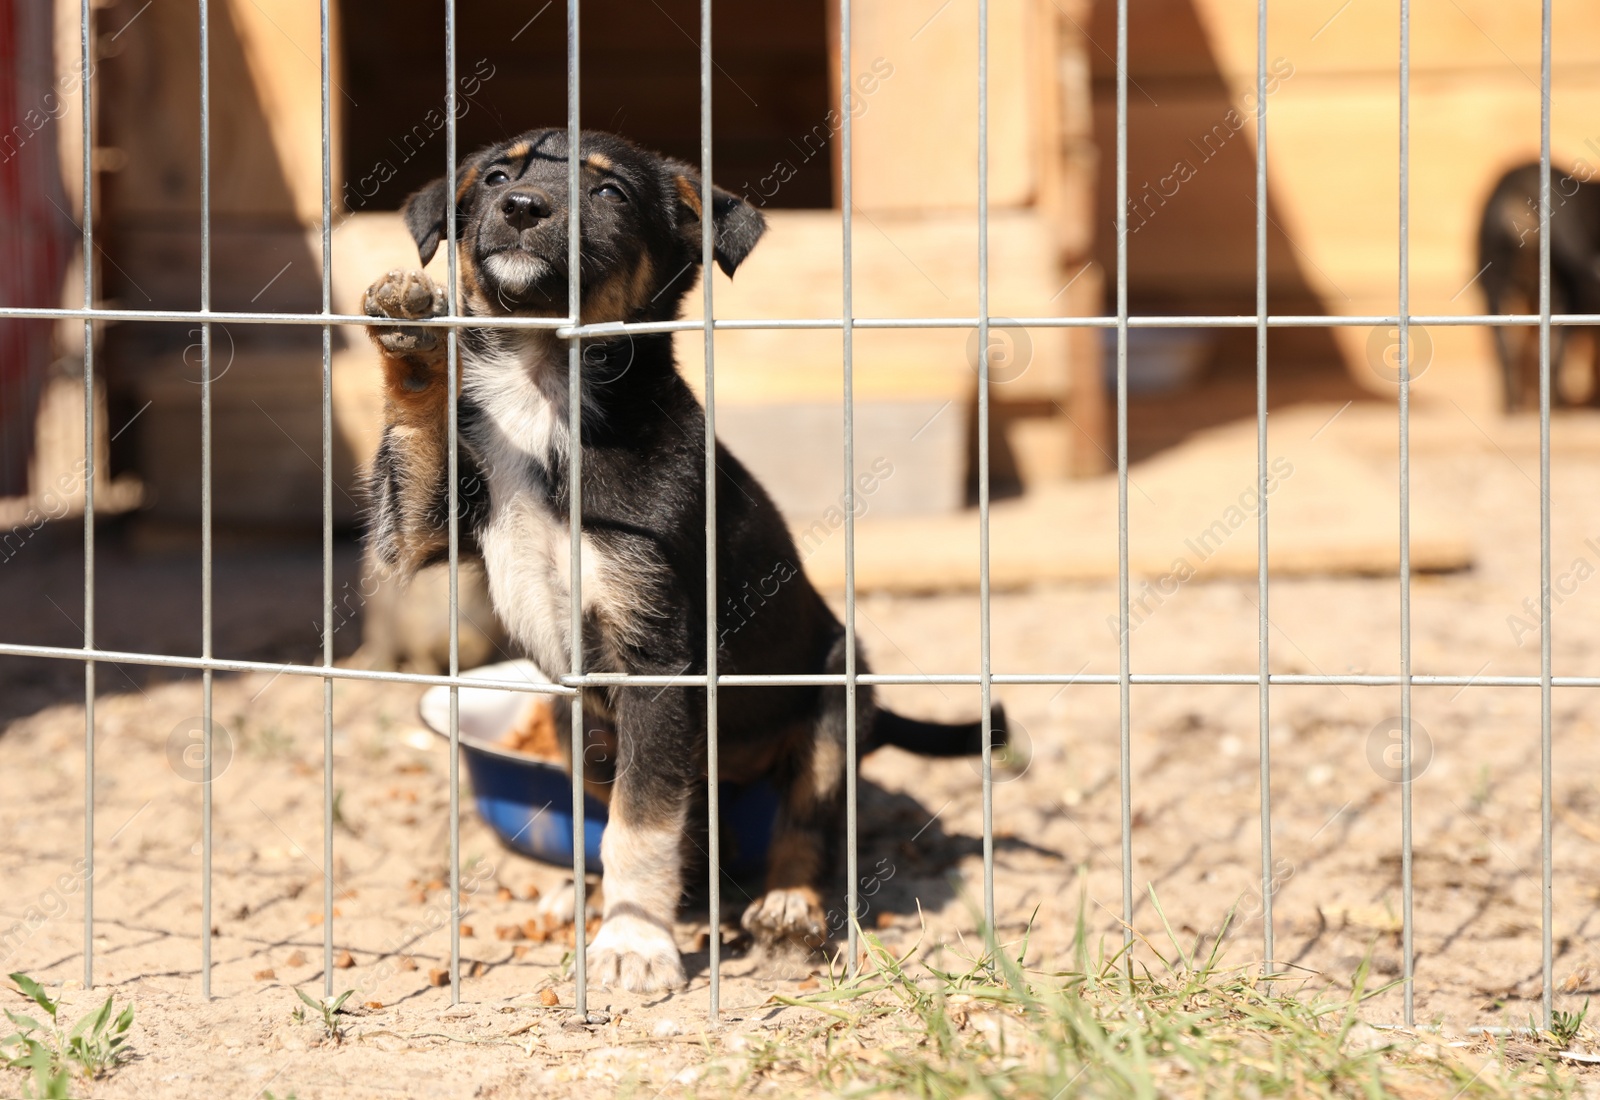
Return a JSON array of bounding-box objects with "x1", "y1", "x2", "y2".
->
[
  {"x1": 5, "y1": 306, "x2": 1600, "y2": 330},
  {"x1": 32, "y1": 0, "x2": 1564, "y2": 1027},
  {"x1": 11, "y1": 639, "x2": 1600, "y2": 691}
]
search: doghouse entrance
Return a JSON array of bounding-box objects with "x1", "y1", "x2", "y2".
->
[{"x1": 339, "y1": 0, "x2": 835, "y2": 211}]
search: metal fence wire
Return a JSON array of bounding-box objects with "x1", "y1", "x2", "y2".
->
[{"x1": 0, "y1": 0, "x2": 1572, "y2": 1029}]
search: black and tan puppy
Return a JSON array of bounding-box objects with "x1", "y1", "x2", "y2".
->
[
  {"x1": 1479, "y1": 161, "x2": 1600, "y2": 411},
  {"x1": 361, "y1": 128, "x2": 1004, "y2": 994}
]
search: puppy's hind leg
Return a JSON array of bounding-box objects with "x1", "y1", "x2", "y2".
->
[{"x1": 742, "y1": 635, "x2": 865, "y2": 951}]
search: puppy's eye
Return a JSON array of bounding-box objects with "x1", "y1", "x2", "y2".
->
[
  {"x1": 594, "y1": 183, "x2": 628, "y2": 203},
  {"x1": 484, "y1": 169, "x2": 510, "y2": 186}
]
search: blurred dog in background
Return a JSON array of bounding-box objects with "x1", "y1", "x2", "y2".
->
[{"x1": 1478, "y1": 161, "x2": 1600, "y2": 411}]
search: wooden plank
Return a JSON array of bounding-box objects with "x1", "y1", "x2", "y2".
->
[
  {"x1": 850, "y1": 0, "x2": 1035, "y2": 211},
  {"x1": 800, "y1": 403, "x2": 1474, "y2": 592}
]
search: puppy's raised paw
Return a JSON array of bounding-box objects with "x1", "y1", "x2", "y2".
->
[
  {"x1": 741, "y1": 887, "x2": 827, "y2": 951},
  {"x1": 364, "y1": 269, "x2": 446, "y2": 356},
  {"x1": 589, "y1": 912, "x2": 686, "y2": 994}
]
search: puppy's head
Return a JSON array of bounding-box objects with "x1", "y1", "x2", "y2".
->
[{"x1": 400, "y1": 128, "x2": 765, "y2": 320}]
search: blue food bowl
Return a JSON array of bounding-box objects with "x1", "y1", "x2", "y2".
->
[{"x1": 419, "y1": 660, "x2": 776, "y2": 878}]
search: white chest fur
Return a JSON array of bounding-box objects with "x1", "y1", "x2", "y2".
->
[{"x1": 463, "y1": 333, "x2": 660, "y2": 676}]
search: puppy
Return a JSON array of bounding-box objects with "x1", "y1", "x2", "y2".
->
[
  {"x1": 361, "y1": 128, "x2": 1006, "y2": 995},
  {"x1": 1478, "y1": 161, "x2": 1600, "y2": 410}
]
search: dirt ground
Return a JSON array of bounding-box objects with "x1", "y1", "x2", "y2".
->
[{"x1": 5, "y1": 402, "x2": 1600, "y2": 1097}]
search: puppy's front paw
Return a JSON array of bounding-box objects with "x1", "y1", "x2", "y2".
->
[
  {"x1": 364, "y1": 269, "x2": 446, "y2": 356},
  {"x1": 589, "y1": 912, "x2": 686, "y2": 994},
  {"x1": 742, "y1": 887, "x2": 827, "y2": 950}
]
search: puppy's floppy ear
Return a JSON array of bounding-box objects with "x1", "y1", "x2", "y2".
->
[
  {"x1": 667, "y1": 162, "x2": 767, "y2": 277},
  {"x1": 401, "y1": 177, "x2": 451, "y2": 266}
]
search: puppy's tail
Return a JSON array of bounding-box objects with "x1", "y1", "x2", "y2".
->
[{"x1": 868, "y1": 702, "x2": 1008, "y2": 758}]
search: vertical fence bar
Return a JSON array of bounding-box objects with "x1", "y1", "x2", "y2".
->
[
  {"x1": 443, "y1": 0, "x2": 463, "y2": 1006},
  {"x1": 1253, "y1": 0, "x2": 1273, "y2": 974},
  {"x1": 79, "y1": 0, "x2": 95, "y2": 991},
  {"x1": 840, "y1": 0, "x2": 859, "y2": 979},
  {"x1": 1397, "y1": 0, "x2": 1415, "y2": 1029},
  {"x1": 1538, "y1": 0, "x2": 1554, "y2": 1031},
  {"x1": 319, "y1": 0, "x2": 336, "y2": 998},
  {"x1": 1114, "y1": 0, "x2": 1133, "y2": 960},
  {"x1": 976, "y1": 0, "x2": 994, "y2": 937},
  {"x1": 197, "y1": 0, "x2": 215, "y2": 1001},
  {"x1": 699, "y1": 0, "x2": 722, "y2": 1020},
  {"x1": 566, "y1": 0, "x2": 588, "y2": 1019}
]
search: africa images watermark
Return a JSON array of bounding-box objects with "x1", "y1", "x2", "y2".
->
[
  {"x1": 1121, "y1": 57, "x2": 1296, "y2": 236},
  {"x1": 1506, "y1": 535, "x2": 1600, "y2": 647},
  {"x1": 792, "y1": 456, "x2": 895, "y2": 562},
  {"x1": 341, "y1": 58, "x2": 497, "y2": 219},
  {"x1": 0, "y1": 457, "x2": 90, "y2": 565},
  {"x1": 738, "y1": 58, "x2": 895, "y2": 208},
  {"x1": 1107, "y1": 456, "x2": 1295, "y2": 641},
  {"x1": 1502, "y1": 141, "x2": 1600, "y2": 250},
  {"x1": 0, "y1": 56, "x2": 95, "y2": 165}
]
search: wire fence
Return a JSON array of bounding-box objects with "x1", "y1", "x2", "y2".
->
[{"x1": 0, "y1": 0, "x2": 1567, "y2": 1030}]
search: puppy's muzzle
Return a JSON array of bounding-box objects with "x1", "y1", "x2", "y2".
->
[{"x1": 502, "y1": 188, "x2": 555, "y2": 232}]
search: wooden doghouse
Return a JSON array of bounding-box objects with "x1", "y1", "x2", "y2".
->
[
  {"x1": 1090, "y1": 0, "x2": 1600, "y2": 456},
  {"x1": 75, "y1": 0, "x2": 1104, "y2": 533}
]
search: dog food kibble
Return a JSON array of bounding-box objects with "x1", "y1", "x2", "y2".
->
[
  {"x1": 459, "y1": 924, "x2": 475, "y2": 938},
  {"x1": 334, "y1": 950, "x2": 356, "y2": 969},
  {"x1": 428, "y1": 967, "x2": 450, "y2": 987},
  {"x1": 495, "y1": 924, "x2": 523, "y2": 941},
  {"x1": 364, "y1": 1000, "x2": 384, "y2": 1011},
  {"x1": 497, "y1": 699, "x2": 561, "y2": 759},
  {"x1": 285, "y1": 950, "x2": 308, "y2": 968},
  {"x1": 253, "y1": 968, "x2": 276, "y2": 981},
  {"x1": 540, "y1": 988, "x2": 560, "y2": 1006},
  {"x1": 496, "y1": 886, "x2": 514, "y2": 902},
  {"x1": 469, "y1": 960, "x2": 487, "y2": 978},
  {"x1": 512, "y1": 945, "x2": 531, "y2": 960},
  {"x1": 522, "y1": 919, "x2": 548, "y2": 943},
  {"x1": 876, "y1": 911, "x2": 896, "y2": 930}
]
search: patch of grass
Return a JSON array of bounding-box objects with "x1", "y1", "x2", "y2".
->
[
  {"x1": 331, "y1": 788, "x2": 359, "y2": 836},
  {"x1": 1, "y1": 972, "x2": 133, "y2": 1099},
  {"x1": 246, "y1": 723, "x2": 294, "y2": 760},
  {"x1": 292, "y1": 987, "x2": 355, "y2": 1043},
  {"x1": 1547, "y1": 999, "x2": 1589, "y2": 1050},
  {"x1": 709, "y1": 889, "x2": 1582, "y2": 1099}
]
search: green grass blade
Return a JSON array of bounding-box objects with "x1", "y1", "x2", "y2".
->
[{"x1": 6, "y1": 975, "x2": 55, "y2": 1022}]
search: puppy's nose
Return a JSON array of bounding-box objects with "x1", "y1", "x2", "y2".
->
[{"x1": 501, "y1": 189, "x2": 554, "y2": 231}]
